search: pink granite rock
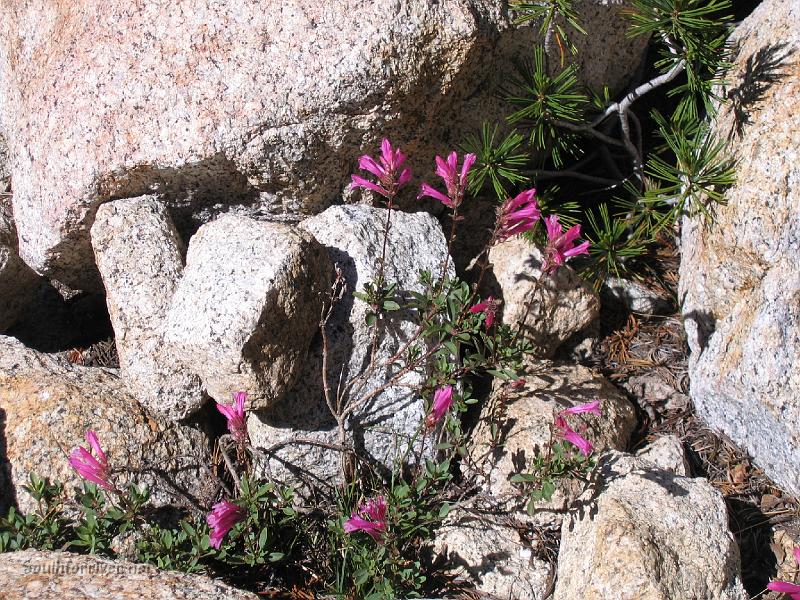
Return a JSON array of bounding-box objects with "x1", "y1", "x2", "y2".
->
[{"x1": 0, "y1": 0, "x2": 647, "y2": 288}]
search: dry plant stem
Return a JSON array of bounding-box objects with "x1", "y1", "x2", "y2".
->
[{"x1": 218, "y1": 435, "x2": 242, "y2": 494}]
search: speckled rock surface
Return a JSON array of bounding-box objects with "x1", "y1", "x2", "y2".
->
[
  {"x1": 0, "y1": 336, "x2": 212, "y2": 514},
  {"x1": 433, "y1": 508, "x2": 554, "y2": 600},
  {"x1": 164, "y1": 214, "x2": 330, "y2": 409},
  {"x1": 602, "y1": 276, "x2": 672, "y2": 315},
  {"x1": 554, "y1": 453, "x2": 748, "y2": 600},
  {"x1": 635, "y1": 434, "x2": 689, "y2": 477},
  {"x1": 0, "y1": 550, "x2": 258, "y2": 600},
  {"x1": 487, "y1": 236, "x2": 599, "y2": 357},
  {"x1": 248, "y1": 205, "x2": 452, "y2": 489},
  {"x1": 679, "y1": 0, "x2": 800, "y2": 496},
  {"x1": 91, "y1": 197, "x2": 205, "y2": 420},
  {"x1": 0, "y1": 197, "x2": 41, "y2": 332},
  {"x1": 468, "y1": 361, "x2": 636, "y2": 519},
  {"x1": 0, "y1": 0, "x2": 647, "y2": 288}
]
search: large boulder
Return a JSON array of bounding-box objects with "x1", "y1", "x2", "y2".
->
[
  {"x1": 554, "y1": 452, "x2": 748, "y2": 600},
  {"x1": 0, "y1": 0, "x2": 648, "y2": 288},
  {"x1": 164, "y1": 214, "x2": 331, "y2": 409},
  {"x1": 91, "y1": 196, "x2": 205, "y2": 420},
  {"x1": 0, "y1": 336, "x2": 213, "y2": 515},
  {"x1": 487, "y1": 236, "x2": 599, "y2": 357},
  {"x1": 0, "y1": 550, "x2": 258, "y2": 600},
  {"x1": 248, "y1": 205, "x2": 453, "y2": 488},
  {"x1": 679, "y1": 0, "x2": 800, "y2": 496}
]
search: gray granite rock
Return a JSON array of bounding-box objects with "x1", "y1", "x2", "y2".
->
[
  {"x1": 248, "y1": 205, "x2": 452, "y2": 489},
  {"x1": 487, "y1": 236, "x2": 599, "y2": 357},
  {"x1": 554, "y1": 453, "x2": 748, "y2": 600},
  {"x1": 91, "y1": 197, "x2": 205, "y2": 420},
  {"x1": 679, "y1": 0, "x2": 800, "y2": 496},
  {"x1": 602, "y1": 276, "x2": 672, "y2": 315},
  {"x1": 0, "y1": 0, "x2": 648, "y2": 288},
  {"x1": 164, "y1": 214, "x2": 330, "y2": 409}
]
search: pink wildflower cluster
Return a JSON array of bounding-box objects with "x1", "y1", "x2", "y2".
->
[
  {"x1": 425, "y1": 385, "x2": 454, "y2": 429},
  {"x1": 69, "y1": 430, "x2": 114, "y2": 492},
  {"x1": 344, "y1": 495, "x2": 388, "y2": 543},
  {"x1": 542, "y1": 215, "x2": 591, "y2": 275},
  {"x1": 351, "y1": 139, "x2": 412, "y2": 200},
  {"x1": 768, "y1": 548, "x2": 800, "y2": 599},
  {"x1": 352, "y1": 141, "x2": 589, "y2": 273},
  {"x1": 554, "y1": 400, "x2": 601, "y2": 456},
  {"x1": 216, "y1": 391, "x2": 248, "y2": 444},
  {"x1": 418, "y1": 151, "x2": 476, "y2": 209},
  {"x1": 497, "y1": 189, "x2": 541, "y2": 241},
  {"x1": 207, "y1": 500, "x2": 246, "y2": 549}
]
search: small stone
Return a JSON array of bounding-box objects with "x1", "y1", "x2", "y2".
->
[
  {"x1": 602, "y1": 276, "x2": 673, "y2": 315},
  {"x1": 487, "y1": 236, "x2": 599, "y2": 357},
  {"x1": 635, "y1": 435, "x2": 690, "y2": 477}
]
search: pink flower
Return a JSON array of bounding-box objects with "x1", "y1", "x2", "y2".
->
[
  {"x1": 417, "y1": 151, "x2": 476, "y2": 209},
  {"x1": 425, "y1": 385, "x2": 455, "y2": 428},
  {"x1": 344, "y1": 495, "x2": 388, "y2": 543},
  {"x1": 69, "y1": 430, "x2": 114, "y2": 492},
  {"x1": 207, "y1": 500, "x2": 246, "y2": 549},
  {"x1": 542, "y1": 215, "x2": 590, "y2": 274},
  {"x1": 216, "y1": 391, "x2": 248, "y2": 443},
  {"x1": 767, "y1": 548, "x2": 800, "y2": 599},
  {"x1": 469, "y1": 296, "x2": 498, "y2": 329},
  {"x1": 497, "y1": 189, "x2": 541, "y2": 241},
  {"x1": 351, "y1": 138, "x2": 412, "y2": 200},
  {"x1": 554, "y1": 416, "x2": 594, "y2": 457},
  {"x1": 560, "y1": 400, "x2": 601, "y2": 416},
  {"x1": 554, "y1": 401, "x2": 602, "y2": 456}
]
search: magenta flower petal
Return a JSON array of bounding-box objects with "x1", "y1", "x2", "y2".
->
[
  {"x1": 351, "y1": 174, "x2": 390, "y2": 197},
  {"x1": 497, "y1": 189, "x2": 540, "y2": 242},
  {"x1": 207, "y1": 500, "x2": 246, "y2": 549},
  {"x1": 86, "y1": 430, "x2": 107, "y2": 465},
  {"x1": 397, "y1": 167, "x2": 412, "y2": 187},
  {"x1": 358, "y1": 155, "x2": 386, "y2": 179},
  {"x1": 794, "y1": 547, "x2": 800, "y2": 566},
  {"x1": 69, "y1": 430, "x2": 113, "y2": 491},
  {"x1": 555, "y1": 415, "x2": 594, "y2": 457},
  {"x1": 460, "y1": 153, "x2": 477, "y2": 185},
  {"x1": 216, "y1": 392, "x2": 248, "y2": 443},
  {"x1": 469, "y1": 296, "x2": 498, "y2": 330},
  {"x1": 767, "y1": 581, "x2": 800, "y2": 597},
  {"x1": 344, "y1": 495, "x2": 388, "y2": 543},
  {"x1": 426, "y1": 385, "x2": 455, "y2": 428},
  {"x1": 418, "y1": 182, "x2": 454, "y2": 207},
  {"x1": 542, "y1": 215, "x2": 589, "y2": 274},
  {"x1": 560, "y1": 400, "x2": 601, "y2": 416}
]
